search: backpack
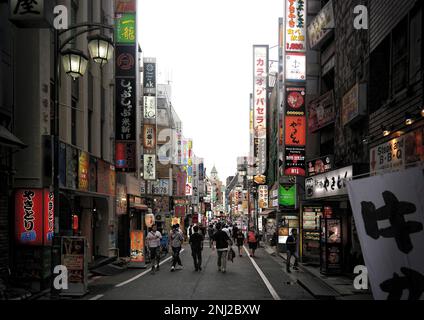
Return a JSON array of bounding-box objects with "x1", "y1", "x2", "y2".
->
[{"x1": 248, "y1": 231, "x2": 256, "y2": 243}]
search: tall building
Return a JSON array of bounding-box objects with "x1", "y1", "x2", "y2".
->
[{"x1": 3, "y1": 0, "x2": 117, "y2": 291}]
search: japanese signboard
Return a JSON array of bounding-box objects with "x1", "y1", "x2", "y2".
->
[
  {"x1": 115, "y1": 13, "x2": 136, "y2": 44},
  {"x1": 44, "y1": 190, "x2": 54, "y2": 245},
  {"x1": 15, "y1": 189, "x2": 43, "y2": 246},
  {"x1": 143, "y1": 154, "x2": 156, "y2": 180},
  {"x1": 279, "y1": 184, "x2": 297, "y2": 209},
  {"x1": 284, "y1": 147, "x2": 306, "y2": 176},
  {"x1": 116, "y1": 45, "x2": 136, "y2": 78},
  {"x1": 286, "y1": 87, "x2": 306, "y2": 116},
  {"x1": 115, "y1": 0, "x2": 136, "y2": 13},
  {"x1": 307, "y1": 155, "x2": 333, "y2": 177},
  {"x1": 143, "y1": 125, "x2": 156, "y2": 149},
  {"x1": 258, "y1": 185, "x2": 269, "y2": 209},
  {"x1": 253, "y1": 46, "x2": 268, "y2": 139},
  {"x1": 307, "y1": 0, "x2": 335, "y2": 49},
  {"x1": 143, "y1": 59, "x2": 156, "y2": 93},
  {"x1": 115, "y1": 142, "x2": 136, "y2": 171},
  {"x1": 285, "y1": 116, "x2": 306, "y2": 147},
  {"x1": 285, "y1": 53, "x2": 306, "y2": 81},
  {"x1": 116, "y1": 78, "x2": 136, "y2": 141},
  {"x1": 342, "y1": 83, "x2": 367, "y2": 126},
  {"x1": 305, "y1": 166, "x2": 353, "y2": 200},
  {"x1": 9, "y1": 0, "x2": 54, "y2": 28},
  {"x1": 66, "y1": 145, "x2": 78, "y2": 190},
  {"x1": 143, "y1": 96, "x2": 156, "y2": 119},
  {"x1": 308, "y1": 90, "x2": 335, "y2": 133},
  {"x1": 347, "y1": 168, "x2": 424, "y2": 300},
  {"x1": 285, "y1": 0, "x2": 307, "y2": 52},
  {"x1": 97, "y1": 160, "x2": 115, "y2": 196},
  {"x1": 78, "y1": 151, "x2": 89, "y2": 191}
]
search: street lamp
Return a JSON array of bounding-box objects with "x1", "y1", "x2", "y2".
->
[
  {"x1": 61, "y1": 49, "x2": 89, "y2": 79},
  {"x1": 87, "y1": 35, "x2": 115, "y2": 66}
]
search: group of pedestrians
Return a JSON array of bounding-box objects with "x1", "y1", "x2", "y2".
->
[{"x1": 146, "y1": 220, "x2": 297, "y2": 275}]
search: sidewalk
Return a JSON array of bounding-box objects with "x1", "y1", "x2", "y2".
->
[{"x1": 262, "y1": 243, "x2": 373, "y2": 300}]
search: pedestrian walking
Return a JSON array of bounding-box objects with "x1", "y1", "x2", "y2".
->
[
  {"x1": 235, "y1": 229, "x2": 245, "y2": 257},
  {"x1": 212, "y1": 222, "x2": 232, "y2": 273},
  {"x1": 232, "y1": 224, "x2": 239, "y2": 242},
  {"x1": 208, "y1": 224, "x2": 215, "y2": 248},
  {"x1": 146, "y1": 224, "x2": 162, "y2": 273},
  {"x1": 286, "y1": 229, "x2": 299, "y2": 273},
  {"x1": 170, "y1": 224, "x2": 184, "y2": 272},
  {"x1": 189, "y1": 225, "x2": 204, "y2": 271},
  {"x1": 247, "y1": 227, "x2": 259, "y2": 258}
]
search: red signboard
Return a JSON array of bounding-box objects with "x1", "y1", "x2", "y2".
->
[
  {"x1": 285, "y1": 116, "x2": 306, "y2": 146},
  {"x1": 15, "y1": 189, "x2": 44, "y2": 246},
  {"x1": 115, "y1": 0, "x2": 136, "y2": 13},
  {"x1": 44, "y1": 190, "x2": 54, "y2": 245}
]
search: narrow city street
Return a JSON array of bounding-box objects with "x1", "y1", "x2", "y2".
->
[{"x1": 83, "y1": 242, "x2": 312, "y2": 301}]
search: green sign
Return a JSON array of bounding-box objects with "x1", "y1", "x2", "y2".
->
[
  {"x1": 116, "y1": 13, "x2": 136, "y2": 44},
  {"x1": 279, "y1": 184, "x2": 296, "y2": 208}
]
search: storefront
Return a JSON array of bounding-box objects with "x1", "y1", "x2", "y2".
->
[{"x1": 303, "y1": 165, "x2": 359, "y2": 274}]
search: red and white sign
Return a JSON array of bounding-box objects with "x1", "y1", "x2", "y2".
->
[
  {"x1": 253, "y1": 46, "x2": 268, "y2": 139},
  {"x1": 285, "y1": 0, "x2": 307, "y2": 52},
  {"x1": 15, "y1": 189, "x2": 54, "y2": 246}
]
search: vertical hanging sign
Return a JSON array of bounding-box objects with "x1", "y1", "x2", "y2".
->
[{"x1": 115, "y1": 2, "x2": 137, "y2": 172}]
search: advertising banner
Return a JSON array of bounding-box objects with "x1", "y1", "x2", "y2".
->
[
  {"x1": 143, "y1": 61, "x2": 156, "y2": 94},
  {"x1": 115, "y1": 13, "x2": 136, "y2": 44},
  {"x1": 115, "y1": 141, "x2": 136, "y2": 171},
  {"x1": 15, "y1": 189, "x2": 43, "y2": 246},
  {"x1": 78, "y1": 151, "x2": 89, "y2": 191},
  {"x1": 253, "y1": 46, "x2": 268, "y2": 139},
  {"x1": 143, "y1": 96, "x2": 156, "y2": 119},
  {"x1": 370, "y1": 128, "x2": 424, "y2": 175},
  {"x1": 307, "y1": 155, "x2": 333, "y2": 177},
  {"x1": 279, "y1": 184, "x2": 296, "y2": 209},
  {"x1": 116, "y1": 78, "x2": 136, "y2": 141},
  {"x1": 284, "y1": 146, "x2": 306, "y2": 176},
  {"x1": 286, "y1": 87, "x2": 306, "y2": 116},
  {"x1": 305, "y1": 166, "x2": 353, "y2": 200},
  {"x1": 307, "y1": 0, "x2": 335, "y2": 49},
  {"x1": 308, "y1": 90, "x2": 335, "y2": 133},
  {"x1": 60, "y1": 237, "x2": 88, "y2": 296},
  {"x1": 285, "y1": 0, "x2": 307, "y2": 52},
  {"x1": 115, "y1": 45, "x2": 136, "y2": 78},
  {"x1": 130, "y1": 231, "x2": 145, "y2": 263},
  {"x1": 143, "y1": 124, "x2": 156, "y2": 149},
  {"x1": 347, "y1": 168, "x2": 424, "y2": 300},
  {"x1": 258, "y1": 185, "x2": 269, "y2": 209},
  {"x1": 143, "y1": 154, "x2": 156, "y2": 180},
  {"x1": 152, "y1": 179, "x2": 169, "y2": 195},
  {"x1": 44, "y1": 190, "x2": 54, "y2": 245},
  {"x1": 285, "y1": 116, "x2": 306, "y2": 147},
  {"x1": 115, "y1": 0, "x2": 136, "y2": 13},
  {"x1": 285, "y1": 53, "x2": 306, "y2": 81}
]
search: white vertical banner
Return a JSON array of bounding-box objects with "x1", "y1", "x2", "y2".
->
[{"x1": 347, "y1": 168, "x2": 424, "y2": 300}]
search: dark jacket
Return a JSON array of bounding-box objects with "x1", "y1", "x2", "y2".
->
[
  {"x1": 189, "y1": 232, "x2": 204, "y2": 251},
  {"x1": 213, "y1": 230, "x2": 230, "y2": 250},
  {"x1": 286, "y1": 235, "x2": 297, "y2": 252}
]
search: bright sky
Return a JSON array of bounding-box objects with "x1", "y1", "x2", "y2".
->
[{"x1": 138, "y1": 0, "x2": 282, "y2": 181}]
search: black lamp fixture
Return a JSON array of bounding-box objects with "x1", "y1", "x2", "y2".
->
[
  {"x1": 87, "y1": 34, "x2": 114, "y2": 67},
  {"x1": 61, "y1": 49, "x2": 89, "y2": 79}
]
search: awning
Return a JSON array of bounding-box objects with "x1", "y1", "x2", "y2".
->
[
  {"x1": 130, "y1": 204, "x2": 148, "y2": 211},
  {"x1": 259, "y1": 209, "x2": 276, "y2": 216},
  {"x1": 0, "y1": 125, "x2": 27, "y2": 149}
]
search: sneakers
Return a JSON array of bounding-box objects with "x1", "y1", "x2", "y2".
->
[
  {"x1": 156, "y1": 265, "x2": 160, "y2": 271},
  {"x1": 198, "y1": 266, "x2": 202, "y2": 271},
  {"x1": 222, "y1": 268, "x2": 226, "y2": 273},
  {"x1": 171, "y1": 266, "x2": 175, "y2": 272},
  {"x1": 218, "y1": 267, "x2": 221, "y2": 272}
]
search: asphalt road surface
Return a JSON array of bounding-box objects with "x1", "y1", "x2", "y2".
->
[{"x1": 83, "y1": 242, "x2": 313, "y2": 300}]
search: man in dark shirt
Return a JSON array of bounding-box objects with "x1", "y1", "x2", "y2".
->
[
  {"x1": 212, "y1": 222, "x2": 232, "y2": 273},
  {"x1": 189, "y1": 225, "x2": 204, "y2": 271},
  {"x1": 286, "y1": 228, "x2": 299, "y2": 273}
]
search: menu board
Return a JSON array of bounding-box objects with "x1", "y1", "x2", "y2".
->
[
  {"x1": 303, "y1": 206, "x2": 322, "y2": 230},
  {"x1": 60, "y1": 237, "x2": 88, "y2": 296}
]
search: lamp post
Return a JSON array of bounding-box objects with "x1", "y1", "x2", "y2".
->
[{"x1": 51, "y1": 23, "x2": 114, "y2": 298}]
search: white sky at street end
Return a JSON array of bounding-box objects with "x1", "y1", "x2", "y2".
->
[{"x1": 138, "y1": 0, "x2": 282, "y2": 181}]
